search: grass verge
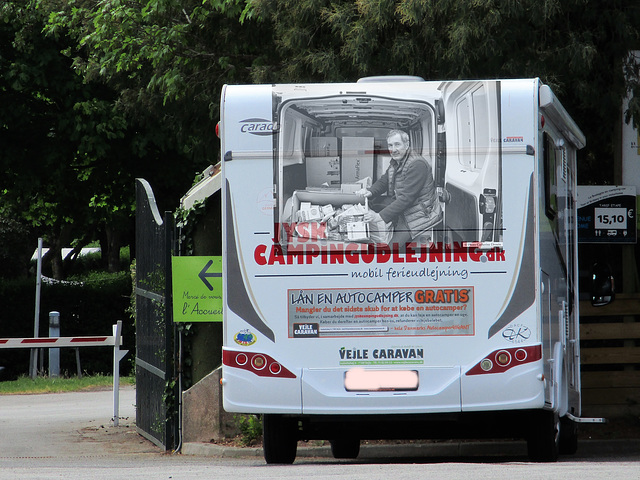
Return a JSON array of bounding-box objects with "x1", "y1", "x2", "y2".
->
[{"x1": 0, "y1": 374, "x2": 135, "y2": 395}]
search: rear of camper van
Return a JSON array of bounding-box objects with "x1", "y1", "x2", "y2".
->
[{"x1": 220, "y1": 78, "x2": 585, "y2": 463}]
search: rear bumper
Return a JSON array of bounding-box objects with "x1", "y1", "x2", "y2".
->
[{"x1": 223, "y1": 360, "x2": 545, "y2": 414}]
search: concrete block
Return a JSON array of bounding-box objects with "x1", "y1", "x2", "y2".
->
[{"x1": 182, "y1": 367, "x2": 239, "y2": 443}]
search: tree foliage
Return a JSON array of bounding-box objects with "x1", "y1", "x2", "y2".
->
[
  {"x1": 252, "y1": 0, "x2": 640, "y2": 183},
  {"x1": 2, "y1": 0, "x2": 640, "y2": 280},
  {"x1": 40, "y1": 0, "x2": 271, "y2": 160},
  {"x1": 0, "y1": 1, "x2": 216, "y2": 278},
  {"x1": 1, "y1": 1, "x2": 102, "y2": 277}
]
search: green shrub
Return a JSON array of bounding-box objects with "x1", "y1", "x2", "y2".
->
[{"x1": 235, "y1": 414, "x2": 263, "y2": 446}]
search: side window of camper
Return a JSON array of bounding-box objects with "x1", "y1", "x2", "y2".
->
[
  {"x1": 282, "y1": 115, "x2": 304, "y2": 166},
  {"x1": 543, "y1": 132, "x2": 558, "y2": 219},
  {"x1": 455, "y1": 84, "x2": 489, "y2": 170}
]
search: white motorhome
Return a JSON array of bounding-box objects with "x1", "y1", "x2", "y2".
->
[{"x1": 219, "y1": 78, "x2": 606, "y2": 463}]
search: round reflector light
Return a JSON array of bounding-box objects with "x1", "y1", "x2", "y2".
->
[
  {"x1": 515, "y1": 349, "x2": 528, "y2": 362},
  {"x1": 269, "y1": 362, "x2": 282, "y2": 375},
  {"x1": 235, "y1": 353, "x2": 248, "y2": 366},
  {"x1": 480, "y1": 359, "x2": 493, "y2": 371},
  {"x1": 496, "y1": 350, "x2": 511, "y2": 366},
  {"x1": 251, "y1": 354, "x2": 267, "y2": 370}
]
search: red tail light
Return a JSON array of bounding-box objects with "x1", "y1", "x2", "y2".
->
[
  {"x1": 223, "y1": 349, "x2": 296, "y2": 378},
  {"x1": 465, "y1": 345, "x2": 541, "y2": 375}
]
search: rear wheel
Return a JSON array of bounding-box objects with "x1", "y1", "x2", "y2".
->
[
  {"x1": 329, "y1": 438, "x2": 360, "y2": 459},
  {"x1": 527, "y1": 410, "x2": 560, "y2": 462},
  {"x1": 262, "y1": 415, "x2": 298, "y2": 464},
  {"x1": 559, "y1": 416, "x2": 578, "y2": 455}
]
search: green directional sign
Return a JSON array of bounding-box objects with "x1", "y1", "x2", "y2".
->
[{"x1": 171, "y1": 256, "x2": 223, "y2": 322}]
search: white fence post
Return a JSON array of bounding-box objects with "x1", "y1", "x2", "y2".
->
[{"x1": 112, "y1": 320, "x2": 129, "y2": 427}]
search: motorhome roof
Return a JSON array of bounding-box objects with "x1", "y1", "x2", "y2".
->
[{"x1": 357, "y1": 75, "x2": 426, "y2": 83}]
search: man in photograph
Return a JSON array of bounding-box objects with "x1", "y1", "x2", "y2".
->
[{"x1": 360, "y1": 129, "x2": 441, "y2": 247}]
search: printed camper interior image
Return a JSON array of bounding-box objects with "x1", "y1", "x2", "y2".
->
[
  {"x1": 275, "y1": 89, "x2": 439, "y2": 245},
  {"x1": 273, "y1": 81, "x2": 503, "y2": 248}
]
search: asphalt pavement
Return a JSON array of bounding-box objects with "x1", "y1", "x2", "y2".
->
[
  {"x1": 0, "y1": 385, "x2": 157, "y2": 458},
  {"x1": 182, "y1": 433, "x2": 640, "y2": 461},
  {"x1": 1, "y1": 386, "x2": 638, "y2": 461}
]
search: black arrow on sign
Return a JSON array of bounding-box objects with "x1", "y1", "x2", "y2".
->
[{"x1": 199, "y1": 259, "x2": 221, "y2": 291}]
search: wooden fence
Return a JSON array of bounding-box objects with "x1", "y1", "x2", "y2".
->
[{"x1": 580, "y1": 294, "x2": 640, "y2": 418}]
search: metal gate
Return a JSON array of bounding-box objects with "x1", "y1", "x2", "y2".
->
[{"x1": 134, "y1": 178, "x2": 176, "y2": 450}]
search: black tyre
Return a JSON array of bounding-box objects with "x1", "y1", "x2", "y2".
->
[
  {"x1": 262, "y1": 415, "x2": 298, "y2": 464},
  {"x1": 329, "y1": 438, "x2": 360, "y2": 459},
  {"x1": 527, "y1": 410, "x2": 560, "y2": 462},
  {"x1": 559, "y1": 416, "x2": 578, "y2": 455}
]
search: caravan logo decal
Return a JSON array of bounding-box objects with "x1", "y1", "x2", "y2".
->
[
  {"x1": 293, "y1": 323, "x2": 319, "y2": 338},
  {"x1": 501, "y1": 323, "x2": 531, "y2": 344},
  {"x1": 240, "y1": 118, "x2": 275, "y2": 136},
  {"x1": 503, "y1": 136, "x2": 524, "y2": 143},
  {"x1": 234, "y1": 329, "x2": 258, "y2": 346},
  {"x1": 338, "y1": 346, "x2": 424, "y2": 365}
]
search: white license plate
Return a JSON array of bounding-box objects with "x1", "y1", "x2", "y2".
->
[{"x1": 344, "y1": 369, "x2": 419, "y2": 392}]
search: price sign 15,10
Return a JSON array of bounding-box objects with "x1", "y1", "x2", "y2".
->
[{"x1": 594, "y1": 207, "x2": 628, "y2": 229}]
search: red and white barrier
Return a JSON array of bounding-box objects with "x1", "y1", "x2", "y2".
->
[
  {"x1": 0, "y1": 336, "x2": 119, "y2": 349},
  {"x1": 0, "y1": 321, "x2": 128, "y2": 426}
]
